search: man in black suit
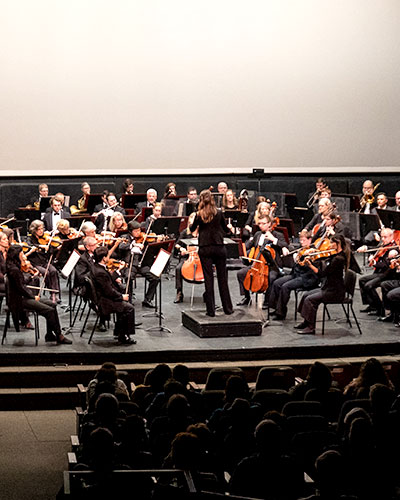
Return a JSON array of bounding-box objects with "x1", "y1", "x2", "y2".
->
[
  {"x1": 90, "y1": 246, "x2": 136, "y2": 345},
  {"x1": 136, "y1": 188, "x2": 158, "y2": 214},
  {"x1": 95, "y1": 192, "x2": 126, "y2": 232},
  {"x1": 389, "y1": 191, "x2": 400, "y2": 212},
  {"x1": 237, "y1": 215, "x2": 289, "y2": 309},
  {"x1": 42, "y1": 196, "x2": 70, "y2": 232}
]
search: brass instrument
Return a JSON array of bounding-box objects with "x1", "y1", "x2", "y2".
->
[
  {"x1": 359, "y1": 182, "x2": 380, "y2": 211},
  {"x1": 70, "y1": 195, "x2": 86, "y2": 215},
  {"x1": 238, "y1": 189, "x2": 249, "y2": 212},
  {"x1": 306, "y1": 183, "x2": 328, "y2": 208}
]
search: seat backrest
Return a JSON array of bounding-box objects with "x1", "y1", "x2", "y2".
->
[
  {"x1": 204, "y1": 367, "x2": 245, "y2": 390},
  {"x1": 83, "y1": 276, "x2": 99, "y2": 308},
  {"x1": 337, "y1": 398, "x2": 371, "y2": 436},
  {"x1": 344, "y1": 269, "x2": 356, "y2": 297},
  {"x1": 286, "y1": 414, "x2": 328, "y2": 434},
  {"x1": 282, "y1": 400, "x2": 324, "y2": 417},
  {"x1": 251, "y1": 389, "x2": 290, "y2": 413},
  {"x1": 255, "y1": 366, "x2": 295, "y2": 391}
]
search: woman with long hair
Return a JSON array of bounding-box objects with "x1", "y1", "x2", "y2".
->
[
  {"x1": 296, "y1": 234, "x2": 348, "y2": 335},
  {"x1": 190, "y1": 190, "x2": 233, "y2": 317},
  {"x1": 222, "y1": 189, "x2": 239, "y2": 210},
  {"x1": 6, "y1": 245, "x2": 72, "y2": 344}
]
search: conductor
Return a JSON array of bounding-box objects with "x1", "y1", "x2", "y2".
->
[{"x1": 190, "y1": 189, "x2": 233, "y2": 317}]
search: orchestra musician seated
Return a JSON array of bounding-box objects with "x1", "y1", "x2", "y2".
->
[
  {"x1": 136, "y1": 188, "x2": 158, "y2": 213},
  {"x1": 358, "y1": 179, "x2": 377, "y2": 214},
  {"x1": 93, "y1": 190, "x2": 110, "y2": 214},
  {"x1": 90, "y1": 246, "x2": 137, "y2": 345},
  {"x1": 237, "y1": 214, "x2": 289, "y2": 309},
  {"x1": 6, "y1": 245, "x2": 72, "y2": 344},
  {"x1": 118, "y1": 220, "x2": 160, "y2": 309},
  {"x1": 173, "y1": 212, "x2": 198, "y2": 303},
  {"x1": 217, "y1": 182, "x2": 228, "y2": 195},
  {"x1": 222, "y1": 189, "x2": 239, "y2": 210},
  {"x1": 389, "y1": 191, "x2": 400, "y2": 212},
  {"x1": 28, "y1": 183, "x2": 48, "y2": 210},
  {"x1": 306, "y1": 177, "x2": 327, "y2": 208},
  {"x1": 163, "y1": 182, "x2": 177, "y2": 199},
  {"x1": 145, "y1": 203, "x2": 162, "y2": 231},
  {"x1": 27, "y1": 220, "x2": 61, "y2": 303},
  {"x1": 42, "y1": 195, "x2": 71, "y2": 232},
  {"x1": 304, "y1": 198, "x2": 333, "y2": 233},
  {"x1": 295, "y1": 235, "x2": 349, "y2": 335},
  {"x1": 269, "y1": 230, "x2": 320, "y2": 321},
  {"x1": 311, "y1": 211, "x2": 346, "y2": 243},
  {"x1": 95, "y1": 192, "x2": 126, "y2": 233},
  {"x1": 243, "y1": 200, "x2": 271, "y2": 241},
  {"x1": 109, "y1": 212, "x2": 128, "y2": 236},
  {"x1": 174, "y1": 186, "x2": 198, "y2": 216},
  {"x1": 70, "y1": 181, "x2": 91, "y2": 215},
  {"x1": 371, "y1": 192, "x2": 389, "y2": 214},
  {"x1": 357, "y1": 227, "x2": 399, "y2": 316}
]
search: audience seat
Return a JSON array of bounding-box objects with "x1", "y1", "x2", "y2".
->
[{"x1": 254, "y1": 366, "x2": 296, "y2": 392}]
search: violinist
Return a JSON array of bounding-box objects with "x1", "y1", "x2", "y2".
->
[
  {"x1": 379, "y1": 252, "x2": 400, "y2": 323},
  {"x1": 56, "y1": 219, "x2": 81, "y2": 240},
  {"x1": 269, "y1": 230, "x2": 320, "y2": 321},
  {"x1": 0, "y1": 231, "x2": 9, "y2": 295},
  {"x1": 90, "y1": 246, "x2": 136, "y2": 345},
  {"x1": 173, "y1": 212, "x2": 198, "y2": 303},
  {"x1": 296, "y1": 235, "x2": 349, "y2": 335},
  {"x1": 27, "y1": 220, "x2": 61, "y2": 303},
  {"x1": 145, "y1": 203, "x2": 162, "y2": 231},
  {"x1": 109, "y1": 212, "x2": 128, "y2": 236},
  {"x1": 311, "y1": 212, "x2": 345, "y2": 243},
  {"x1": 6, "y1": 245, "x2": 72, "y2": 344},
  {"x1": 357, "y1": 227, "x2": 398, "y2": 316},
  {"x1": 118, "y1": 220, "x2": 159, "y2": 309},
  {"x1": 189, "y1": 189, "x2": 233, "y2": 317},
  {"x1": 237, "y1": 214, "x2": 289, "y2": 309}
]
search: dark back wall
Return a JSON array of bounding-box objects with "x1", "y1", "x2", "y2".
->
[{"x1": 0, "y1": 172, "x2": 396, "y2": 218}]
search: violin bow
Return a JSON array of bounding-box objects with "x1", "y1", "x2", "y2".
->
[{"x1": 38, "y1": 255, "x2": 53, "y2": 298}]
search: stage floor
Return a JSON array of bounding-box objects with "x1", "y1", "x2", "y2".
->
[{"x1": 1, "y1": 258, "x2": 399, "y2": 365}]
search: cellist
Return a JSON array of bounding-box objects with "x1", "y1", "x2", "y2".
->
[
  {"x1": 173, "y1": 212, "x2": 198, "y2": 303},
  {"x1": 237, "y1": 214, "x2": 289, "y2": 309}
]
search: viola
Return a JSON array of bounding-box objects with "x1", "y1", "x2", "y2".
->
[{"x1": 181, "y1": 246, "x2": 204, "y2": 283}]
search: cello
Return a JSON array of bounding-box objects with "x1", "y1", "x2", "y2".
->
[
  {"x1": 181, "y1": 246, "x2": 204, "y2": 283},
  {"x1": 243, "y1": 244, "x2": 276, "y2": 293}
]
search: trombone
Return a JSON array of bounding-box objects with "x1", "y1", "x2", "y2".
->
[
  {"x1": 306, "y1": 183, "x2": 327, "y2": 208},
  {"x1": 359, "y1": 182, "x2": 380, "y2": 212}
]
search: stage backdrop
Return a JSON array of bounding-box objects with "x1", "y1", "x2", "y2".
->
[{"x1": 1, "y1": 0, "x2": 399, "y2": 176}]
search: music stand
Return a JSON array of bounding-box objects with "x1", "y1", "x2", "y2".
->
[
  {"x1": 60, "y1": 249, "x2": 82, "y2": 328},
  {"x1": 151, "y1": 216, "x2": 182, "y2": 237},
  {"x1": 140, "y1": 240, "x2": 173, "y2": 319},
  {"x1": 359, "y1": 213, "x2": 381, "y2": 239},
  {"x1": 211, "y1": 193, "x2": 223, "y2": 208},
  {"x1": 145, "y1": 248, "x2": 172, "y2": 333},
  {"x1": 121, "y1": 193, "x2": 147, "y2": 210},
  {"x1": 223, "y1": 210, "x2": 248, "y2": 238},
  {"x1": 85, "y1": 194, "x2": 104, "y2": 214},
  {"x1": 161, "y1": 198, "x2": 180, "y2": 216},
  {"x1": 376, "y1": 209, "x2": 400, "y2": 230},
  {"x1": 54, "y1": 238, "x2": 80, "y2": 270},
  {"x1": 39, "y1": 196, "x2": 51, "y2": 213},
  {"x1": 185, "y1": 202, "x2": 197, "y2": 217},
  {"x1": 66, "y1": 215, "x2": 95, "y2": 228},
  {"x1": 141, "y1": 207, "x2": 153, "y2": 223}
]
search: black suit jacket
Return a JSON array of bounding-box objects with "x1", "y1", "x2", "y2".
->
[
  {"x1": 42, "y1": 209, "x2": 71, "y2": 231},
  {"x1": 74, "y1": 250, "x2": 95, "y2": 289},
  {"x1": 6, "y1": 264, "x2": 35, "y2": 313},
  {"x1": 90, "y1": 263, "x2": 125, "y2": 315},
  {"x1": 190, "y1": 210, "x2": 230, "y2": 247},
  {"x1": 246, "y1": 230, "x2": 288, "y2": 269},
  {"x1": 95, "y1": 206, "x2": 126, "y2": 232}
]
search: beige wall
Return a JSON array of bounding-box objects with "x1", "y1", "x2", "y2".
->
[{"x1": 1, "y1": 0, "x2": 399, "y2": 176}]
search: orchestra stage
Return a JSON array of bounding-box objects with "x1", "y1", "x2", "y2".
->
[{"x1": 0, "y1": 258, "x2": 399, "y2": 367}]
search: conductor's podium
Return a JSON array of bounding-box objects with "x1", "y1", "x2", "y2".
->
[{"x1": 182, "y1": 309, "x2": 263, "y2": 338}]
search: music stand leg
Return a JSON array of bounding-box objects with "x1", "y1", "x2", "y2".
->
[{"x1": 145, "y1": 278, "x2": 172, "y2": 333}]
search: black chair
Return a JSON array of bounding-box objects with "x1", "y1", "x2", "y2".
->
[
  {"x1": 251, "y1": 389, "x2": 290, "y2": 413},
  {"x1": 203, "y1": 367, "x2": 246, "y2": 391},
  {"x1": 255, "y1": 366, "x2": 295, "y2": 392},
  {"x1": 282, "y1": 400, "x2": 324, "y2": 418},
  {"x1": 2, "y1": 276, "x2": 39, "y2": 346},
  {"x1": 336, "y1": 398, "x2": 371, "y2": 437},
  {"x1": 80, "y1": 276, "x2": 102, "y2": 344},
  {"x1": 321, "y1": 269, "x2": 362, "y2": 335}
]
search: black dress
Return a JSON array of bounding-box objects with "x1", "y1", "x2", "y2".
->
[{"x1": 190, "y1": 210, "x2": 233, "y2": 316}]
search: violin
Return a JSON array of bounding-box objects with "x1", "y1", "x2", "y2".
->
[
  {"x1": 181, "y1": 246, "x2": 204, "y2": 283},
  {"x1": 134, "y1": 232, "x2": 147, "y2": 244},
  {"x1": 21, "y1": 260, "x2": 40, "y2": 275},
  {"x1": 301, "y1": 248, "x2": 338, "y2": 265},
  {"x1": 106, "y1": 258, "x2": 127, "y2": 272},
  {"x1": 269, "y1": 201, "x2": 279, "y2": 230},
  {"x1": 37, "y1": 232, "x2": 62, "y2": 249}
]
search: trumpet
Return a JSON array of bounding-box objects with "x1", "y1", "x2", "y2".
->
[{"x1": 359, "y1": 183, "x2": 380, "y2": 211}]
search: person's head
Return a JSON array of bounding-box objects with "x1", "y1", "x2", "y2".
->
[
  {"x1": 198, "y1": 189, "x2": 217, "y2": 223},
  {"x1": 83, "y1": 236, "x2": 98, "y2": 254},
  {"x1": 258, "y1": 215, "x2": 272, "y2": 232},
  {"x1": 315, "y1": 177, "x2": 326, "y2": 191},
  {"x1": 314, "y1": 450, "x2": 345, "y2": 493},
  {"x1": 167, "y1": 393, "x2": 190, "y2": 419},
  {"x1": 324, "y1": 211, "x2": 340, "y2": 227},
  {"x1": 164, "y1": 182, "x2": 177, "y2": 197},
  {"x1": 147, "y1": 188, "x2": 157, "y2": 204},
  {"x1": 94, "y1": 245, "x2": 109, "y2": 264},
  {"x1": 38, "y1": 183, "x2": 48, "y2": 197},
  {"x1": 109, "y1": 212, "x2": 126, "y2": 231},
  {"x1": 6, "y1": 244, "x2": 23, "y2": 268},
  {"x1": 376, "y1": 192, "x2": 388, "y2": 208},
  {"x1": 172, "y1": 364, "x2": 190, "y2": 387},
  {"x1": 29, "y1": 220, "x2": 45, "y2": 237},
  {"x1": 151, "y1": 202, "x2": 162, "y2": 218},
  {"x1": 123, "y1": 178, "x2": 134, "y2": 193},
  {"x1": 56, "y1": 219, "x2": 70, "y2": 235},
  {"x1": 362, "y1": 179, "x2": 374, "y2": 195},
  {"x1": 50, "y1": 196, "x2": 63, "y2": 214},
  {"x1": 395, "y1": 191, "x2": 400, "y2": 207},
  {"x1": 81, "y1": 182, "x2": 91, "y2": 195},
  {"x1": 81, "y1": 221, "x2": 97, "y2": 237},
  {"x1": 224, "y1": 375, "x2": 249, "y2": 403},
  {"x1": 358, "y1": 357, "x2": 389, "y2": 388},
  {"x1": 128, "y1": 220, "x2": 141, "y2": 238},
  {"x1": 187, "y1": 187, "x2": 197, "y2": 201},
  {"x1": 225, "y1": 189, "x2": 234, "y2": 202},
  {"x1": 330, "y1": 234, "x2": 346, "y2": 254},
  {"x1": 106, "y1": 193, "x2": 117, "y2": 207},
  {"x1": 254, "y1": 419, "x2": 282, "y2": 456},
  {"x1": 169, "y1": 432, "x2": 201, "y2": 470},
  {"x1": 217, "y1": 182, "x2": 228, "y2": 194},
  {"x1": 369, "y1": 383, "x2": 395, "y2": 415},
  {"x1": 307, "y1": 361, "x2": 332, "y2": 391},
  {"x1": 318, "y1": 198, "x2": 332, "y2": 214},
  {"x1": 0, "y1": 231, "x2": 10, "y2": 251},
  {"x1": 319, "y1": 187, "x2": 331, "y2": 198},
  {"x1": 256, "y1": 195, "x2": 267, "y2": 206},
  {"x1": 299, "y1": 230, "x2": 312, "y2": 248},
  {"x1": 381, "y1": 227, "x2": 394, "y2": 245},
  {"x1": 87, "y1": 427, "x2": 115, "y2": 472},
  {"x1": 257, "y1": 201, "x2": 271, "y2": 216}
]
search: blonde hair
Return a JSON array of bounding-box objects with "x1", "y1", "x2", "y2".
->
[
  {"x1": 109, "y1": 212, "x2": 127, "y2": 232},
  {"x1": 254, "y1": 202, "x2": 271, "y2": 225}
]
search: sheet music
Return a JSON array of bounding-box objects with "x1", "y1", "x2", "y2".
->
[
  {"x1": 150, "y1": 249, "x2": 171, "y2": 277},
  {"x1": 61, "y1": 249, "x2": 81, "y2": 278}
]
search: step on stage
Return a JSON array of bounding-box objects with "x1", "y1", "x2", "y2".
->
[{"x1": 182, "y1": 309, "x2": 263, "y2": 338}]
